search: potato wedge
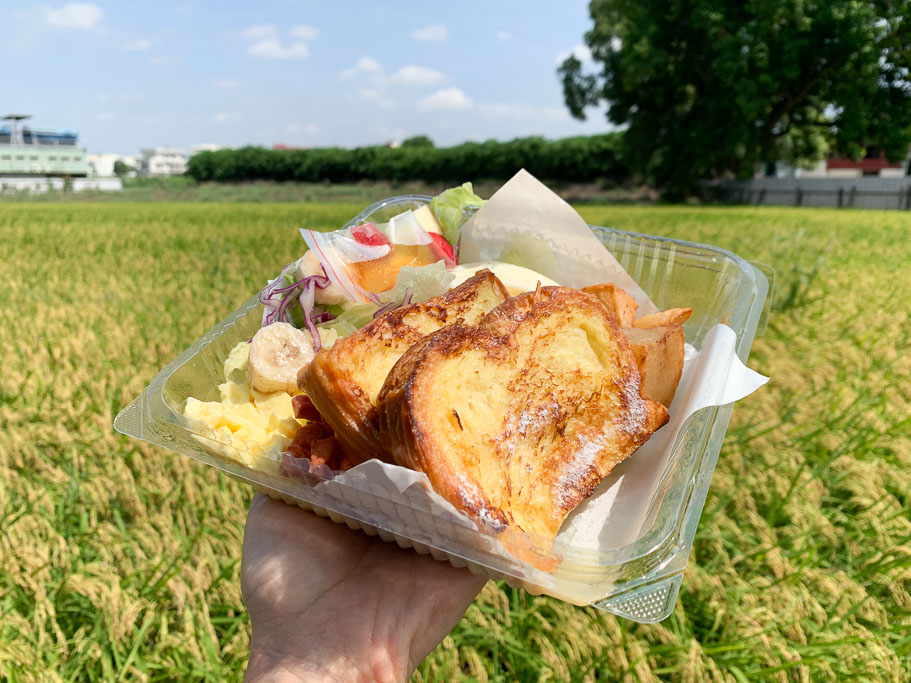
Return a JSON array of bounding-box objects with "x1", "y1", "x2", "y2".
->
[
  {"x1": 582, "y1": 283, "x2": 639, "y2": 327},
  {"x1": 633, "y1": 307, "x2": 693, "y2": 329},
  {"x1": 622, "y1": 325, "x2": 685, "y2": 407}
]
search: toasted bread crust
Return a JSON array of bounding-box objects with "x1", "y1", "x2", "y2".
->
[
  {"x1": 299, "y1": 271, "x2": 509, "y2": 464},
  {"x1": 377, "y1": 286, "x2": 669, "y2": 547},
  {"x1": 622, "y1": 324, "x2": 685, "y2": 407}
]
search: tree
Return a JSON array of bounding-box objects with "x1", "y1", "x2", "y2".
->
[
  {"x1": 559, "y1": 0, "x2": 911, "y2": 197},
  {"x1": 400, "y1": 135, "x2": 435, "y2": 149},
  {"x1": 113, "y1": 159, "x2": 134, "y2": 177}
]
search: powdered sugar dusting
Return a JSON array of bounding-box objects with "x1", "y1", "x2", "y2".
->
[
  {"x1": 619, "y1": 375, "x2": 647, "y2": 435},
  {"x1": 515, "y1": 397, "x2": 560, "y2": 436},
  {"x1": 454, "y1": 471, "x2": 505, "y2": 531},
  {"x1": 555, "y1": 432, "x2": 604, "y2": 509}
]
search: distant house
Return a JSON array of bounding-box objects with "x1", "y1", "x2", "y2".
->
[
  {"x1": 825, "y1": 147, "x2": 905, "y2": 178},
  {"x1": 137, "y1": 147, "x2": 187, "y2": 176},
  {"x1": 272, "y1": 143, "x2": 309, "y2": 150},
  {"x1": 761, "y1": 146, "x2": 910, "y2": 179}
]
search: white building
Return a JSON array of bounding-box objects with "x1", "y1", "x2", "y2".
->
[
  {"x1": 86, "y1": 153, "x2": 138, "y2": 177},
  {"x1": 138, "y1": 147, "x2": 187, "y2": 176}
]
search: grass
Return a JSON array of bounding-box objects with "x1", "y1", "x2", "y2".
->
[{"x1": 1, "y1": 201, "x2": 909, "y2": 680}]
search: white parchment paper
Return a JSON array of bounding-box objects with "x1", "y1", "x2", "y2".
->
[{"x1": 458, "y1": 168, "x2": 658, "y2": 313}]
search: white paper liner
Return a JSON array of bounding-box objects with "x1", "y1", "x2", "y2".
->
[
  {"x1": 458, "y1": 169, "x2": 658, "y2": 314},
  {"x1": 311, "y1": 323, "x2": 767, "y2": 587},
  {"x1": 558, "y1": 324, "x2": 768, "y2": 550}
]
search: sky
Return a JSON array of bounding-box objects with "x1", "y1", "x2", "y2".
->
[{"x1": 3, "y1": 1, "x2": 613, "y2": 156}]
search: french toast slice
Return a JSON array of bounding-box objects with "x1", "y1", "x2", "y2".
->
[
  {"x1": 377, "y1": 286, "x2": 669, "y2": 554},
  {"x1": 299, "y1": 270, "x2": 509, "y2": 464}
]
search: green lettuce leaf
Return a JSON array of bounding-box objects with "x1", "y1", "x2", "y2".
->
[
  {"x1": 319, "y1": 302, "x2": 379, "y2": 337},
  {"x1": 378, "y1": 261, "x2": 455, "y2": 304},
  {"x1": 280, "y1": 270, "x2": 306, "y2": 328},
  {"x1": 429, "y1": 182, "x2": 486, "y2": 246}
]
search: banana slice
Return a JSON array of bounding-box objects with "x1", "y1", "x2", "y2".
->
[{"x1": 248, "y1": 322, "x2": 316, "y2": 393}]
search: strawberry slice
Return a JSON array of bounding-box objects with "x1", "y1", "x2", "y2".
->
[
  {"x1": 350, "y1": 223, "x2": 389, "y2": 247},
  {"x1": 428, "y1": 232, "x2": 456, "y2": 264}
]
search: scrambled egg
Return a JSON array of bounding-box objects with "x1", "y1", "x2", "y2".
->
[{"x1": 184, "y1": 342, "x2": 303, "y2": 467}]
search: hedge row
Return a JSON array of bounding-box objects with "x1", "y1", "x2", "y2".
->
[{"x1": 185, "y1": 134, "x2": 628, "y2": 184}]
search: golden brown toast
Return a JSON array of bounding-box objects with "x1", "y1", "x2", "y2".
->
[
  {"x1": 622, "y1": 325, "x2": 685, "y2": 407},
  {"x1": 581, "y1": 282, "x2": 639, "y2": 327},
  {"x1": 377, "y1": 286, "x2": 668, "y2": 552},
  {"x1": 299, "y1": 270, "x2": 509, "y2": 464},
  {"x1": 633, "y1": 307, "x2": 692, "y2": 329}
]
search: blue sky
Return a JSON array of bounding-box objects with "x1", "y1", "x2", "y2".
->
[{"x1": 4, "y1": 1, "x2": 612, "y2": 155}]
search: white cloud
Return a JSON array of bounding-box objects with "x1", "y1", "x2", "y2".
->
[
  {"x1": 212, "y1": 78, "x2": 238, "y2": 88},
  {"x1": 97, "y1": 112, "x2": 114, "y2": 121},
  {"x1": 240, "y1": 24, "x2": 277, "y2": 40},
  {"x1": 290, "y1": 24, "x2": 319, "y2": 40},
  {"x1": 413, "y1": 24, "x2": 447, "y2": 42},
  {"x1": 44, "y1": 2, "x2": 103, "y2": 29},
  {"x1": 122, "y1": 38, "x2": 155, "y2": 51},
  {"x1": 556, "y1": 44, "x2": 592, "y2": 65},
  {"x1": 417, "y1": 87, "x2": 472, "y2": 112},
  {"x1": 339, "y1": 56, "x2": 382, "y2": 79},
  {"x1": 497, "y1": 30, "x2": 513, "y2": 40},
  {"x1": 211, "y1": 112, "x2": 233, "y2": 124},
  {"x1": 247, "y1": 39, "x2": 309, "y2": 60},
  {"x1": 390, "y1": 65, "x2": 444, "y2": 86},
  {"x1": 305, "y1": 123, "x2": 319, "y2": 135}
]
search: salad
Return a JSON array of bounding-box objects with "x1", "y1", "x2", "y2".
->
[
  {"x1": 184, "y1": 183, "x2": 493, "y2": 464},
  {"x1": 259, "y1": 182, "x2": 485, "y2": 352}
]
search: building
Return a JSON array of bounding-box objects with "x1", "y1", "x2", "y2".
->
[
  {"x1": 759, "y1": 146, "x2": 910, "y2": 179},
  {"x1": 825, "y1": 147, "x2": 906, "y2": 178},
  {"x1": 137, "y1": 147, "x2": 187, "y2": 176},
  {"x1": 0, "y1": 114, "x2": 89, "y2": 177}
]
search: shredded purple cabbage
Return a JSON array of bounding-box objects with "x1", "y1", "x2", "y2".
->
[
  {"x1": 260, "y1": 260, "x2": 416, "y2": 351},
  {"x1": 259, "y1": 261, "x2": 330, "y2": 329},
  {"x1": 372, "y1": 287, "x2": 414, "y2": 319},
  {"x1": 299, "y1": 278, "x2": 322, "y2": 353}
]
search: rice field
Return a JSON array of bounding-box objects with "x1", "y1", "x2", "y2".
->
[{"x1": 1, "y1": 201, "x2": 909, "y2": 681}]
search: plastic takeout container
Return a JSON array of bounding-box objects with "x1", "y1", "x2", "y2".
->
[{"x1": 114, "y1": 196, "x2": 768, "y2": 623}]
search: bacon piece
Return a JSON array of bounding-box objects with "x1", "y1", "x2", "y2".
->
[{"x1": 292, "y1": 394, "x2": 322, "y2": 422}]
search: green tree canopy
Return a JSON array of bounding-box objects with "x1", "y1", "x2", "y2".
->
[
  {"x1": 112, "y1": 159, "x2": 134, "y2": 177},
  {"x1": 400, "y1": 134, "x2": 435, "y2": 149},
  {"x1": 560, "y1": 0, "x2": 911, "y2": 196}
]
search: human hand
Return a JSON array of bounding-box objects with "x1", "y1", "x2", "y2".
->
[{"x1": 241, "y1": 494, "x2": 487, "y2": 682}]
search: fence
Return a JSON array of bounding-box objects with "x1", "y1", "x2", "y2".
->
[
  {"x1": 719, "y1": 177, "x2": 911, "y2": 210},
  {"x1": 0, "y1": 176, "x2": 123, "y2": 194}
]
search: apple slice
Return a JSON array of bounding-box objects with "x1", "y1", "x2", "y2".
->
[{"x1": 413, "y1": 205, "x2": 443, "y2": 235}]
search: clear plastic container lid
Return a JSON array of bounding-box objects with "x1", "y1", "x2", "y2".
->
[{"x1": 115, "y1": 195, "x2": 768, "y2": 623}]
